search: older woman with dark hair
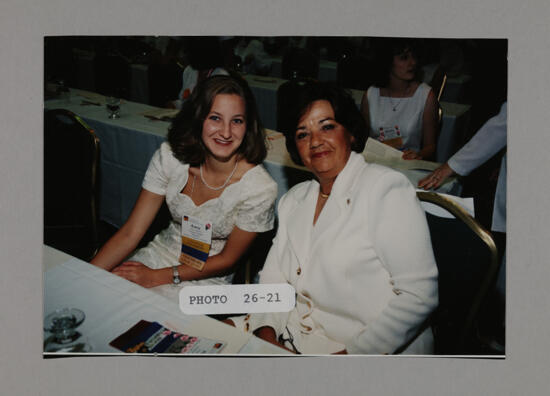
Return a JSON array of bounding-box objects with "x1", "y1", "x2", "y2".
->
[
  {"x1": 361, "y1": 38, "x2": 439, "y2": 160},
  {"x1": 231, "y1": 82, "x2": 438, "y2": 354},
  {"x1": 92, "y1": 75, "x2": 277, "y2": 300}
]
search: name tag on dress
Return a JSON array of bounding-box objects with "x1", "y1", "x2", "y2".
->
[
  {"x1": 378, "y1": 126, "x2": 403, "y2": 149},
  {"x1": 179, "y1": 215, "x2": 212, "y2": 271}
]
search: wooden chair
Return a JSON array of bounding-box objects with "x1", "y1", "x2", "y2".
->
[
  {"x1": 417, "y1": 191, "x2": 501, "y2": 354},
  {"x1": 44, "y1": 109, "x2": 100, "y2": 261}
]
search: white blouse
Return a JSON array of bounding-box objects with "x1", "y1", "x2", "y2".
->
[{"x1": 366, "y1": 83, "x2": 431, "y2": 152}]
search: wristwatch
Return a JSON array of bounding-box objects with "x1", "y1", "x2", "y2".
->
[{"x1": 172, "y1": 265, "x2": 181, "y2": 285}]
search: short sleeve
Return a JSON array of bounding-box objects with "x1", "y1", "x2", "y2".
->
[
  {"x1": 142, "y1": 142, "x2": 182, "y2": 196},
  {"x1": 235, "y1": 168, "x2": 277, "y2": 233}
]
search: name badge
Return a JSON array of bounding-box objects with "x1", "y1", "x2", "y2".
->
[
  {"x1": 179, "y1": 215, "x2": 212, "y2": 271},
  {"x1": 378, "y1": 126, "x2": 403, "y2": 149}
]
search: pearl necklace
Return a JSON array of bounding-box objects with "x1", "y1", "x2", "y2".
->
[{"x1": 200, "y1": 161, "x2": 239, "y2": 191}]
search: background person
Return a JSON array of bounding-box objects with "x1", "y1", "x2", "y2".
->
[
  {"x1": 419, "y1": 102, "x2": 507, "y2": 300},
  {"x1": 234, "y1": 37, "x2": 273, "y2": 75},
  {"x1": 170, "y1": 37, "x2": 229, "y2": 109},
  {"x1": 361, "y1": 38, "x2": 439, "y2": 160}
]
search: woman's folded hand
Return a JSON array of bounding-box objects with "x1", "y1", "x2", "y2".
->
[
  {"x1": 418, "y1": 162, "x2": 455, "y2": 190},
  {"x1": 112, "y1": 261, "x2": 164, "y2": 288}
]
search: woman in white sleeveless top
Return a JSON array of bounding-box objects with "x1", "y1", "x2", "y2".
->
[{"x1": 361, "y1": 39, "x2": 439, "y2": 160}]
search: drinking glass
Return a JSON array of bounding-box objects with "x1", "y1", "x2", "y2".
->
[
  {"x1": 106, "y1": 96, "x2": 121, "y2": 119},
  {"x1": 44, "y1": 308, "x2": 91, "y2": 352}
]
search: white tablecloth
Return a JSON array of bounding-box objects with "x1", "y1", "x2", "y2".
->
[
  {"x1": 242, "y1": 74, "x2": 286, "y2": 131},
  {"x1": 43, "y1": 245, "x2": 288, "y2": 355},
  {"x1": 72, "y1": 49, "x2": 151, "y2": 104},
  {"x1": 268, "y1": 56, "x2": 338, "y2": 82}
]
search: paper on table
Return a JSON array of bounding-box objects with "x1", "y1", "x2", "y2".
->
[
  {"x1": 166, "y1": 315, "x2": 252, "y2": 354},
  {"x1": 362, "y1": 138, "x2": 441, "y2": 171},
  {"x1": 77, "y1": 91, "x2": 106, "y2": 103},
  {"x1": 141, "y1": 108, "x2": 180, "y2": 121},
  {"x1": 417, "y1": 191, "x2": 475, "y2": 219}
]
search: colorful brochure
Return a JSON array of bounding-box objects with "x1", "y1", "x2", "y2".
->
[{"x1": 109, "y1": 320, "x2": 226, "y2": 354}]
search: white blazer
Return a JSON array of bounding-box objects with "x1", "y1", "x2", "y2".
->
[
  {"x1": 448, "y1": 102, "x2": 507, "y2": 232},
  {"x1": 239, "y1": 152, "x2": 439, "y2": 354}
]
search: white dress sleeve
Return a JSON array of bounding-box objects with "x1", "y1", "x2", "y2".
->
[
  {"x1": 235, "y1": 169, "x2": 277, "y2": 233},
  {"x1": 346, "y1": 170, "x2": 439, "y2": 354},
  {"x1": 141, "y1": 142, "x2": 180, "y2": 196}
]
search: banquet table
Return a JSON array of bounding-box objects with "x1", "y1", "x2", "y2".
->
[
  {"x1": 45, "y1": 88, "x2": 461, "y2": 229},
  {"x1": 67, "y1": 55, "x2": 471, "y2": 163},
  {"x1": 72, "y1": 49, "x2": 151, "y2": 105},
  {"x1": 43, "y1": 244, "x2": 290, "y2": 355},
  {"x1": 268, "y1": 56, "x2": 338, "y2": 82}
]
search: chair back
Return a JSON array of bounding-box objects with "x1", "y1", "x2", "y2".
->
[
  {"x1": 430, "y1": 65, "x2": 447, "y2": 102},
  {"x1": 281, "y1": 47, "x2": 319, "y2": 80},
  {"x1": 337, "y1": 54, "x2": 374, "y2": 90},
  {"x1": 417, "y1": 191, "x2": 500, "y2": 354},
  {"x1": 44, "y1": 109, "x2": 100, "y2": 261}
]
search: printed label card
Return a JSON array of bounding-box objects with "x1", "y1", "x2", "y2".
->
[
  {"x1": 378, "y1": 126, "x2": 403, "y2": 149},
  {"x1": 179, "y1": 215, "x2": 212, "y2": 271}
]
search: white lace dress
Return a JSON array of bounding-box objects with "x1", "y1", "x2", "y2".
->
[{"x1": 129, "y1": 142, "x2": 277, "y2": 301}]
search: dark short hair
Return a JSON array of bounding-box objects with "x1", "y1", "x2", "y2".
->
[
  {"x1": 167, "y1": 73, "x2": 267, "y2": 166},
  {"x1": 372, "y1": 38, "x2": 420, "y2": 87},
  {"x1": 281, "y1": 81, "x2": 368, "y2": 166}
]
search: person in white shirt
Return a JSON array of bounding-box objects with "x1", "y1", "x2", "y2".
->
[
  {"x1": 171, "y1": 37, "x2": 229, "y2": 109},
  {"x1": 418, "y1": 102, "x2": 507, "y2": 299},
  {"x1": 234, "y1": 37, "x2": 272, "y2": 75},
  {"x1": 361, "y1": 38, "x2": 439, "y2": 161}
]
